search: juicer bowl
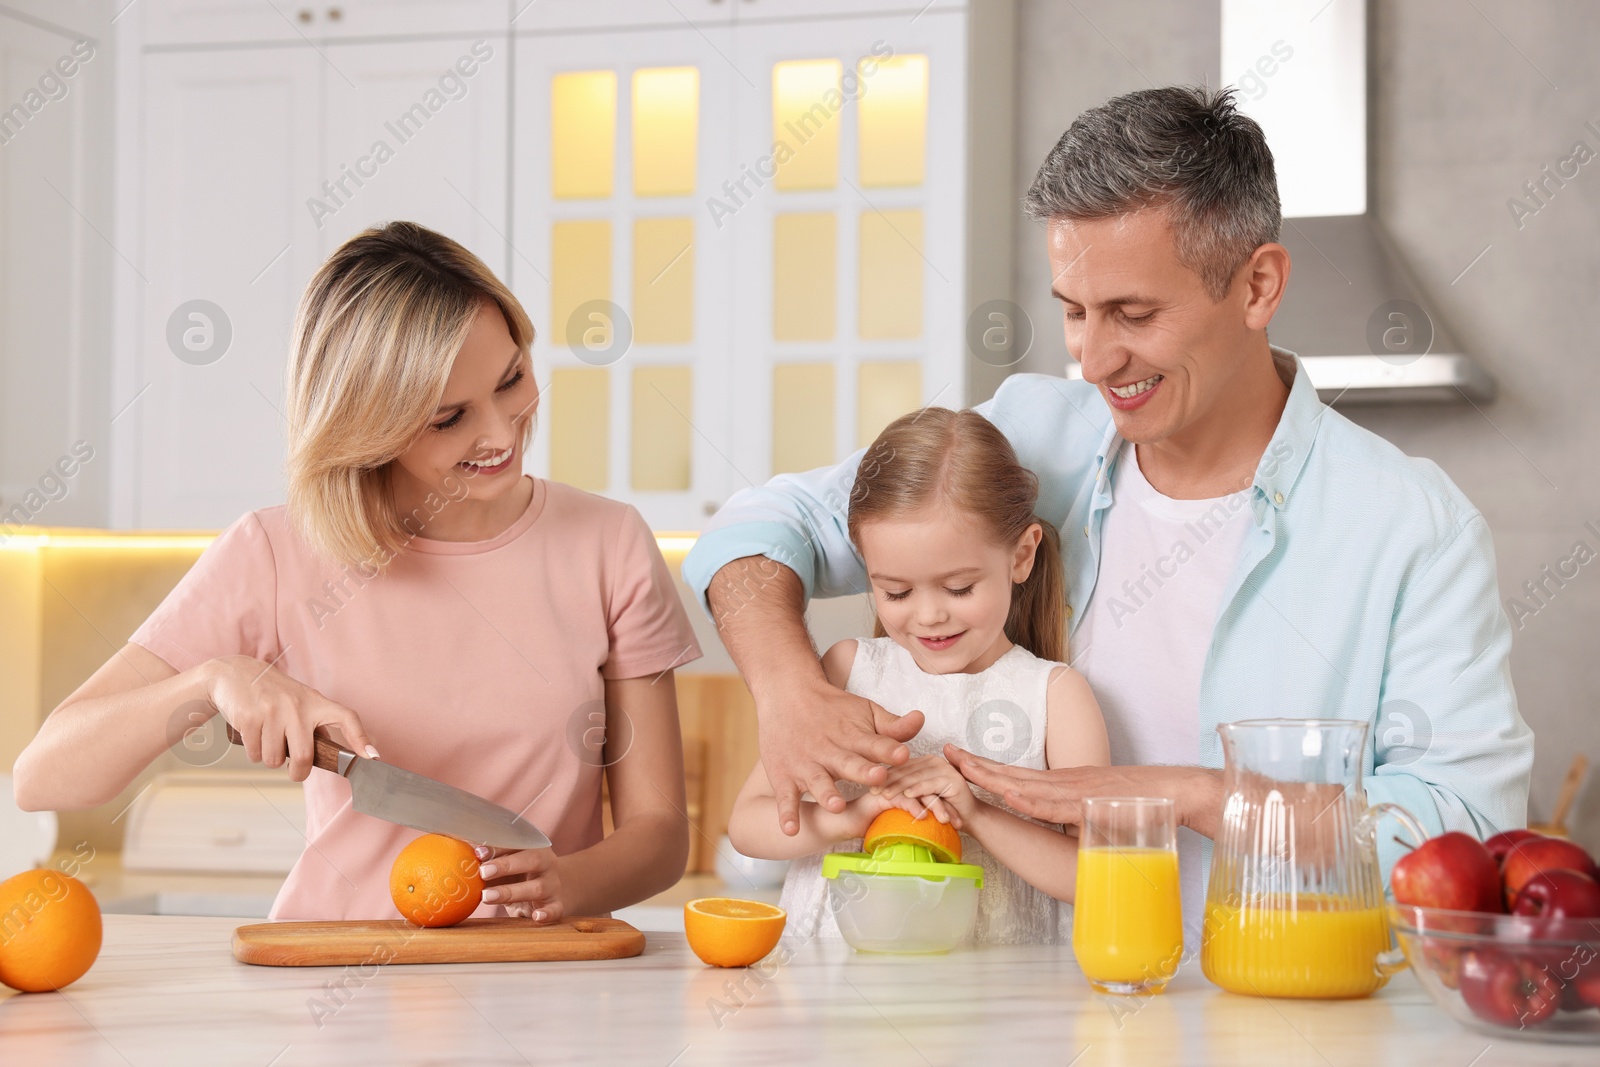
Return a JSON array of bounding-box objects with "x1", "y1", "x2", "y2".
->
[{"x1": 822, "y1": 851, "x2": 984, "y2": 954}]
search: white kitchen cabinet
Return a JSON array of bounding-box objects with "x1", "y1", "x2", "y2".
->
[
  {"x1": 134, "y1": 47, "x2": 324, "y2": 528},
  {"x1": 510, "y1": 24, "x2": 739, "y2": 531},
  {"x1": 511, "y1": 0, "x2": 1015, "y2": 529},
  {"x1": 727, "y1": 9, "x2": 975, "y2": 489},
  {"x1": 114, "y1": 0, "x2": 1013, "y2": 531},
  {"x1": 511, "y1": 0, "x2": 734, "y2": 32},
  {"x1": 318, "y1": 36, "x2": 508, "y2": 271},
  {"x1": 140, "y1": 0, "x2": 506, "y2": 47},
  {"x1": 128, "y1": 18, "x2": 510, "y2": 527},
  {"x1": 0, "y1": 6, "x2": 115, "y2": 528},
  {"x1": 730, "y1": 0, "x2": 931, "y2": 21}
]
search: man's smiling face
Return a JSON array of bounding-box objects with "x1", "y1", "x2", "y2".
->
[{"x1": 1047, "y1": 205, "x2": 1263, "y2": 446}]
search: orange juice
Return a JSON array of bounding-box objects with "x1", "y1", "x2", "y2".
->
[
  {"x1": 1072, "y1": 846, "x2": 1183, "y2": 991},
  {"x1": 1202, "y1": 896, "x2": 1391, "y2": 998}
]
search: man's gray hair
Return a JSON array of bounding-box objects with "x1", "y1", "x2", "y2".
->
[{"x1": 1023, "y1": 86, "x2": 1281, "y2": 301}]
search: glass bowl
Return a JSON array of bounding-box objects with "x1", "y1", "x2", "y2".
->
[{"x1": 1390, "y1": 904, "x2": 1600, "y2": 1043}]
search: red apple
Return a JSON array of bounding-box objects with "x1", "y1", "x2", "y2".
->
[
  {"x1": 1422, "y1": 937, "x2": 1464, "y2": 990},
  {"x1": 1459, "y1": 949, "x2": 1561, "y2": 1029},
  {"x1": 1541, "y1": 936, "x2": 1600, "y2": 1011},
  {"x1": 1484, "y1": 829, "x2": 1540, "y2": 868},
  {"x1": 1578, "y1": 967, "x2": 1600, "y2": 1010},
  {"x1": 1392, "y1": 831, "x2": 1504, "y2": 913},
  {"x1": 1546, "y1": 944, "x2": 1600, "y2": 1012},
  {"x1": 1502, "y1": 837, "x2": 1600, "y2": 909},
  {"x1": 1559, "y1": 979, "x2": 1592, "y2": 1014},
  {"x1": 1511, "y1": 868, "x2": 1600, "y2": 920}
]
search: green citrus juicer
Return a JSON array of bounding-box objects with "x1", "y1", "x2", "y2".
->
[{"x1": 821, "y1": 842, "x2": 985, "y2": 954}]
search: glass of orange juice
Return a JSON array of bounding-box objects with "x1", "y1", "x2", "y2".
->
[{"x1": 1072, "y1": 797, "x2": 1184, "y2": 995}]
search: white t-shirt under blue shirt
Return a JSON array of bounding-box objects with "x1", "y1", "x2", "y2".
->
[{"x1": 1072, "y1": 443, "x2": 1253, "y2": 953}]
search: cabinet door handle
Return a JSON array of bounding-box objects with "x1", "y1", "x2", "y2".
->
[
  {"x1": 296, "y1": 8, "x2": 312, "y2": 22},
  {"x1": 326, "y1": 6, "x2": 343, "y2": 20}
]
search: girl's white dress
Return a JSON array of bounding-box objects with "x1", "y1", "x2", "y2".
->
[{"x1": 777, "y1": 635, "x2": 1073, "y2": 944}]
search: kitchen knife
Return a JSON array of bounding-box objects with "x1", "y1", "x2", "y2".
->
[{"x1": 224, "y1": 723, "x2": 552, "y2": 850}]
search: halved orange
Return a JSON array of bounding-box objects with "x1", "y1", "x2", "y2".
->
[
  {"x1": 863, "y1": 807, "x2": 963, "y2": 863},
  {"x1": 684, "y1": 898, "x2": 786, "y2": 967}
]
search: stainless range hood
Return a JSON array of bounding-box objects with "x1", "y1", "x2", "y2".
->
[
  {"x1": 1222, "y1": 0, "x2": 1495, "y2": 403},
  {"x1": 1271, "y1": 215, "x2": 1496, "y2": 403}
]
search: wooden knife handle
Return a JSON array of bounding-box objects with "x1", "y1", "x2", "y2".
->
[{"x1": 223, "y1": 721, "x2": 350, "y2": 774}]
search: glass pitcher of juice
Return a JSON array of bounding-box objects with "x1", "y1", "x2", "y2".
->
[{"x1": 1202, "y1": 719, "x2": 1425, "y2": 999}]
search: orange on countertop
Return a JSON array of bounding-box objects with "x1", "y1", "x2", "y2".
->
[
  {"x1": 684, "y1": 898, "x2": 786, "y2": 967},
  {"x1": 863, "y1": 807, "x2": 963, "y2": 864},
  {"x1": 389, "y1": 834, "x2": 484, "y2": 928},
  {"x1": 0, "y1": 869, "x2": 103, "y2": 993}
]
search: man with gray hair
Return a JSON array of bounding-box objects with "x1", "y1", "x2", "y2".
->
[{"x1": 683, "y1": 86, "x2": 1530, "y2": 944}]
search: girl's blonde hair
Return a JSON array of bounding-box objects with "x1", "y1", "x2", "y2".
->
[
  {"x1": 285, "y1": 221, "x2": 536, "y2": 569},
  {"x1": 847, "y1": 408, "x2": 1067, "y2": 662}
]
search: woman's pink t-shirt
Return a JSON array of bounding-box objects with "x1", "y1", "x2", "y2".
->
[{"x1": 129, "y1": 476, "x2": 702, "y2": 920}]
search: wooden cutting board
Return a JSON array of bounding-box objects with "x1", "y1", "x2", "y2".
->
[{"x1": 232, "y1": 917, "x2": 645, "y2": 967}]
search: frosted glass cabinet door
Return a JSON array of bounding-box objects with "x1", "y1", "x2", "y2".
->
[
  {"x1": 136, "y1": 47, "x2": 325, "y2": 528},
  {"x1": 511, "y1": 26, "x2": 735, "y2": 532},
  {"x1": 729, "y1": 11, "x2": 967, "y2": 481},
  {"x1": 318, "y1": 36, "x2": 509, "y2": 272}
]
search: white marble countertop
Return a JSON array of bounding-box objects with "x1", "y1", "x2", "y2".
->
[{"x1": 2, "y1": 916, "x2": 1597, "y2": 1066}]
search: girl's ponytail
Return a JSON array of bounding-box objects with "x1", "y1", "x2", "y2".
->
[{"x1": 1005, "y1": 517, "x2": 1066, "y2": 662}]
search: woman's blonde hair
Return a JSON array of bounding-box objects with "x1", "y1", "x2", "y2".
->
[
  {"x1": 285, "y1": 221, "x2": 535, "y2": 569},
  {"x1": 847, "y1": 408, "x2": 1067, "y2": 662}
]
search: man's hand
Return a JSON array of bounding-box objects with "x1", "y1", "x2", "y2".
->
[
  {"x1": 944, "y1": 744, "x2": 1225, "y2": 837},
  {"x1": 705, "y1": 555, "x2": 924, "y2": 838},
  {"x1": 761, "y1": 677, "x2": 924, "y2": 836}
]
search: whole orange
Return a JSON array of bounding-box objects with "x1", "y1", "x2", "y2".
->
[
  {"x1": 684, "y1": 898, "x2": 786, "y2": 967},
  {"x1": 863, "y1": 808, "x2": 963, "y2": 863},
  {"x1": 0, "y1": 869, "x2": 103, "y2": 993},
  {"x1": 389, "y1": 834, "x2": 483, "y2": 927}
]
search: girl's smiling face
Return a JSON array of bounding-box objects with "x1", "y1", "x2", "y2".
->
[
  {"x1": 391, "y1": 298, "x2": 538, "y2": 525},
  {"x1": 857, "y1": 506, "x2": 1044, "y2": 675}
]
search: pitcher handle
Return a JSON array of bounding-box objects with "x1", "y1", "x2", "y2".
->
[
  {"x1": 1362, "y1": 801, "x2": 1427, "y2": 978},
  {"x1": 1362, "y1": 801, "x2": 1428, "y2": 862}
]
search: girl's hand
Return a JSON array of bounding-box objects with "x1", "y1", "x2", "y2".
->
[
  {"x1": 836, "y1": 789, "x2": 931, "y2": 841},
  {"x1": 475, "y1": 845, "x2": 564, "y2": 923},
  {"x1": 883, "y1": 755, "x2": 979, "y2": 825},
  {"x1": 205, "y1": 654, "x2": 379, "y2": 782}
]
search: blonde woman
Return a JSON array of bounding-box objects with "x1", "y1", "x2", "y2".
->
[{"x1": 14, "y1": 222, "x2": 699, "y2": 922}]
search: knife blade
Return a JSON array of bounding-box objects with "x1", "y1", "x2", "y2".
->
[{"x1": 224, "y1": 723, "x2": 551, "y2": 850}]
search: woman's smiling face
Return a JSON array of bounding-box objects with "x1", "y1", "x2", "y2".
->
[
  {"x1": 857, "y1": 506, "x2": 1043, "y2": 675},
  {"x1": 391, "y1": 297, "x2": 537, "y2": 511}
]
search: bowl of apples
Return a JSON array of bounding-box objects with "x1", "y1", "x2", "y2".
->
[{"x1": 1390, "y1": 830, "x2": 1600, "y2": 1043}]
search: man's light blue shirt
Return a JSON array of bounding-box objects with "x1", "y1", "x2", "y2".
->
[{"x1": 683, "y1": 350, "x2": 1532, "y2": 875}]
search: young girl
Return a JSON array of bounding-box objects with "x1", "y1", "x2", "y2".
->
[
  {"x1": 14, "y1": 222, "x2": 699, "y2": 922},
  {"x1": 728, "y1": 407, "x2": 1111, "y2": 944}
]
